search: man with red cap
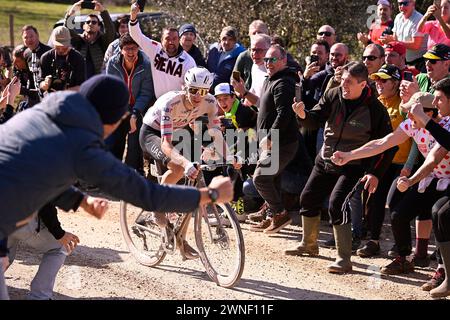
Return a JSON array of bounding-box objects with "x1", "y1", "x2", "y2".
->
[{"x1": 384, "y1": 41, "x2": 419, "y2": 79}]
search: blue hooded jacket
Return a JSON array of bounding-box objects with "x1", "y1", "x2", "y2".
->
[{"x1": 0, "y1": 91, "x2": 200, "y2": 238}]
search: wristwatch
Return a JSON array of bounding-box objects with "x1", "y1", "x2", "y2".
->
[{"x1": 207, "y1": 188, "x2": 219, "y2": 203}]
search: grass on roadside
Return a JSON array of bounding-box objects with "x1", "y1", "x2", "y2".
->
[{"x1": 0, "y1": 0, "x2": 130, "y2": 48}]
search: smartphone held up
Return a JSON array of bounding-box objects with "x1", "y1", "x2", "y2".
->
[
  {"x1": 80, "y1": 0, "x2": 95, "y2": 10},
  {"x1": 136, "y1": 0, "x2": 146, "y2": 12}
]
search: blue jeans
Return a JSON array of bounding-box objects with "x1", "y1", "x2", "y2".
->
[
  {"x1": 243, "y1": 171, "x2": 308, "y2": 199},
  {"x1": 7, "y1": 216, "x2": 67, "y2": 300}
]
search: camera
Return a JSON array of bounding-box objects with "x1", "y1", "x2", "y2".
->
[
  {"x1": 136, "y1": 0, "x2": 146, "y2": 12},
  {"x1": 310, "y1": 55, "x2": 319, "y2": 63},
  {"x1": 220, "y1": 117, "x2": 234, "y2": 129},
  {"x1": 403, "y1": 71, "x2": 414, "y2": 82},
  {"x1": 382, "y1": 26, "x2": 393, "y2": 36},
  {"x1": 81, "y1": 0, "x2": 96, "y2": 10}
]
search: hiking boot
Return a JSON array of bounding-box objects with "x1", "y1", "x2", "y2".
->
[
  {"x1": 413, "y1": 255, "x2": 431, "y2": 268},
  {"x1": 421, "y1": 268, "x2": 445, "y2": 291},
  {"x1": 264, "y1": 210, "x2": 292, "y2": 234},
  {"x1": 249, "y1": 218, "x2": 272, "y2": 232},
  {"x1": 430, "y1": 241, "x2": 450, "y2": 298},
  {"x1": 357, "y1": 240, "x2": 380, "y2": 258},
  {"x1": 284, "y1": 215, "x2": 321, "y2": 257},
  {"x1": 247, "y1": 202, "x2": 269, "y2": 223},
  {"x1": 387, "y1": 244, "x2": 398, "y2": 258},
  {"x1": 322, "y1": 236, "x2": 336, "y2": 249},
  {"x1": 380, "y1": 256, "x2": 415, "y2": 275}
]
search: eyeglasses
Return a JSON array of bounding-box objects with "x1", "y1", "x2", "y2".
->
[
  {"x1": 425, "y1": 58, "x2": 439, "y2": 65},
  {"x1": 398, "y1": 1, "x2": 409, "y2": 6},
  {"x1": 122, "y1": 46, "x2": 139, "y2": 52},
  {"x1": 251, "y1": 48, "x2": 267, "y2": 53},
  {"x1": 423, "y1": 107, "x2": 436, "y2": 112},
  {"x1": 85, "y1": 20, "x2": 98, "y2": 25},
  {"x1": 187, "y1": 87, "x2": 209, "y2": 97},
  {"x1": 362, "y1": 55, "x2": 380, "y2": 61},
  {"x1": 263, "y1": 57, "x2": 280, "y2": 64},
  {"x1": 318, "y1": 31, "x2": 333, "y2": 37}
]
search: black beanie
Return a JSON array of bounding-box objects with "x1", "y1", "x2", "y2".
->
[{"x1": 79, "y1": 75, "x2": 130, "y2": 124}]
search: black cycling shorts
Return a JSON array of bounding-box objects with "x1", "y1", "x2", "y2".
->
[{"x1": 139, "y1": 124, "x2": 196, "y2": 166}]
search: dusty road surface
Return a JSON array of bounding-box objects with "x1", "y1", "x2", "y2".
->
[{"x1": 5, "y1": 201, "x2": 439, "y2": 300}]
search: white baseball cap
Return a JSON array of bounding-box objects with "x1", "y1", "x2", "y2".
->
[{"x1": 214, "y1": 83, "x2": 235, "y2": 96}]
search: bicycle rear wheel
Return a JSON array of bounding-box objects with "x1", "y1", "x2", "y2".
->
[
  {"x1": 119, "y1": 201, "x2": 166, "y2": 266},
  {"x1": 194, "y1": 203, "x2": 245, "y2": 288}
]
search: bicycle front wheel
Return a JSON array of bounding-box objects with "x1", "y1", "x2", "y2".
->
[
  {"x1": 119, "y1": 201, "x2": 166, "y2": 266},
  {"x1": 194, "y1": 203, "x2": 245, "y2": 288}
]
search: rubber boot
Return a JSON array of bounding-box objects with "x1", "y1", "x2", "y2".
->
[
  {"x1": 328, "y1": 224, "x2": 353, "y2": 274},
  {"x1": 284, "y1": 215, "x2": 320, "y2": 256},
  {"x1": 430, "y1": 241, "x2": 450, "y2": 298}
]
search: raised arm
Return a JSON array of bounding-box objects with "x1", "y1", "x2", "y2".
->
[
  {"x1": 331, "y1": 127, "x2": 409, "y2": 166},
  {"x1": 397, "y1": 144, "x2": 448, "y2": 192}
]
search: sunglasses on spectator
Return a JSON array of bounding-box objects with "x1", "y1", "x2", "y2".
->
[
  {"x1": 318, "y1": 31, "x2": 333, "y2": 37},
  {"x1": 362, "y1": 55, "x2": 379, "y2": 61},
  {"x1": 187, "y1": 87, "x2": 209, "y2": 97},
  {"x1": 398, "y1": 1, "x2": 409, "y2": 6},
  {"x1": 263, "y1": 57, "x2": 280, "y2": 64},
  {"x1": 425, "y1": 59, "x2": 439, "y2": 64},
  {"x1": 423, "y1": 107, "x2": 436, "y2": 112},
  {"x1": 85, "y1": 20, "x2": 98, "y2": 25}
]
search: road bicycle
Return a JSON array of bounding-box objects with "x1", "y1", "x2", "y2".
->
[{"x1": 119, "y1": 163, "x2": 245, "y2": 288}]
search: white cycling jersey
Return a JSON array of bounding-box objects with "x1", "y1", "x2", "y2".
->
[
  {"x1": 129, "y1": 22, "x2": 197, "y2": 98},
  {"x1": 143, "y1": 91, "x2": 221, "y2": 137}
]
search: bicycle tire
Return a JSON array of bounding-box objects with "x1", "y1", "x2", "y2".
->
[
  {"x1": 119, "y1": 201, "x2": 167, "y2": 266},
  {"x1": 194, "y1": 202, "x2": 245, "y2": 288}
]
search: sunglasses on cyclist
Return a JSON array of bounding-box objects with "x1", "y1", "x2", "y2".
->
[
  {"x1": 318, "y1": 31, "x2": 333, "y2": 37},
  {"x1": 187, "y1": 87, "x2": 209, "y2": 97},
  {"x1": 425, "y1": 58, "x2": 439, "y2": 65},
  {"x1": 362, "y1": 55, "x2": 379, "y2": 61},
  {"x1": 398, "y1": 1, "x2": 409, "y2": 6},
  {"x1": 85, "y1": 20, "x2": 98, "y2": 25},
  {"x1": 263, "y1": 57, "x2": 280, "y2": 64}
]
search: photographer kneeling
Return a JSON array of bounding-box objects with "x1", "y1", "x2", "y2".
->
[{"x1": 40, "y1": 26, "x2": 86, "y2": 93}]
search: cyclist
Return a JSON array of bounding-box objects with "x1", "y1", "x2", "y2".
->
[{"x1": 139, "y1": 67, "x2": 239, "y2": 258}]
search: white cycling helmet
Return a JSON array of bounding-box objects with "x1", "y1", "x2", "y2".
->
[{"x1": 184, "y1": 67, "x2": 214, "y2": 89}]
